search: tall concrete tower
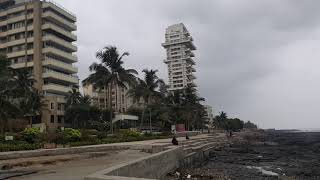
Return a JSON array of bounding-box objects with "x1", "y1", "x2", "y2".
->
[
  {"x1": 162, "y1": 23, "x2": 196, "y2": 91},
  {"x1": 0, "y1": 0, "x2": 78, "y2": 130}
]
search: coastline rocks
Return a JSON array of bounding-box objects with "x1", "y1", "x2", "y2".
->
[{"x1": 168, "y1": 131, "x2": 320, "y2": 180}]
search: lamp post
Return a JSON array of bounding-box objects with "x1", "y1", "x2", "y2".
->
[{"x1": 149, "y1": 108, "x2": 152, "y2": 133}]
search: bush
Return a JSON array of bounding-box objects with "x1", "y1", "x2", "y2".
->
[
  {"x1": 69, "y1": 139, "x2": 101, "y2": 147},
  {"x1": 21, "y1": 127, "x2": 41, "y2": 143},
  {"x1": 117, "y1": 129, "x2": 141, "y2": 138},
  {"x1": 62, "y1": 128, "x2": 81, "y2": 143},
  {"x1": 0, "y1": 142, "x2": 41, "y2": 152}
]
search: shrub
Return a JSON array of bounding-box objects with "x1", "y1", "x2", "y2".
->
[
  {"x1": 21, "y1": 127, "x2": 41, "y2": 143},
  {"x1": 117, "y1": 129, "x2": 141, "y2": 138},
  {"x1": 62, "y1": 128, "x2": 81, "y2": 143},
  {"x1": 97, "y1": 131, "x2": 109, "y2": 139},
  {"x1": 69, "y1": 139, "x2": 101, "y2": 147},
  {"x1": 0, "y1": 142, "x2": 41, "y2": 152}
]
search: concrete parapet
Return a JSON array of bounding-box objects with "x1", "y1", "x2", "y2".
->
[
  {"x1": 0, "y1": 144, "x2": 131, "y2": 160},
  {"x1": 85, "y1": 147, "x2": 183, "y2": 180}
]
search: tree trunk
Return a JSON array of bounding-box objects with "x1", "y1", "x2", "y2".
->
[{"x1": 140, "y1": 108, "x2": 145, "y2": 130}]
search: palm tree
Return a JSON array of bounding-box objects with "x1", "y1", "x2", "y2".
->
[
  {"x1": 127, "y1": 69, "x2": 164, "y2": 130},
  {"x1": 66, "y1": 88, "x2": 82, "y2": 107},
  {"x1": 215, "y1": 111, "x2": 228, "y2": 129},
  {"x1": 82, "y1": 46, "x2": 138, "y2": 133},
  {"x1": 0, "y1": 55, "x2": 42, "y2": 133}
]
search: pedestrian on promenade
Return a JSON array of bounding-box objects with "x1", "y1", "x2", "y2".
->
[{"x1": 172, "y1": 136, "x2": 179, "y2": 145}]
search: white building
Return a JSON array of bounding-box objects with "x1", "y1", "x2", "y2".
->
[
  {"x1": 162, "y1": 23, "x2": 197, "y2": 91},
  {"x1": 204, "y1": 105, "x2": 215, "y2": 128}
]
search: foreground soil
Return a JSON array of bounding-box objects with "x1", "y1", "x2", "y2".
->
[{"x1": 169, "y1": 130, "x2": 320, "y2": 180}]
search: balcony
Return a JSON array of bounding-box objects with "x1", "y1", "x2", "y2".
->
[
  {"x1": 186, "y1": 73, "x2": 196, "y2": 80},
  {"x1": 187, "y1": 81, "x2": 197, "y2": 87},
  {"x1": 42, "y1": 47, "x2": 77, "y2": 63},
  {"x1": 43, "y1": 83, "x2": 73, "y2": 95},
  {"x1": 162, "y1": 37, "x2": 196, "y2": 50},
  {"x1": 42, "y1": 35, "x2": 77, "y2": 52},
  {"x1": 5, "y1": 3, "x2": 33, "y2": 14},
  {"x1": 43, "y1": 57, "x2": 78, "y2": 73},
  {"x1": 6, "y1": 25, "x2": 33, "y2": 36},
  {"x1": 5, "y1": 37, "x2": 34, "y2": 47},
  {"x1": 6, "y1": 49, "x2": 34, "y2": 58},
  {"x1": 43, "y1": 69, "x2": 78, "y2": 84},
  {"x1": 42, "y1": 23, "x2": 77, "y2": 41},
  {"x1": 7, "y1": 13, "x2": 33, "y2": 24},
  {"x1": 0, "y1": 19, "x2": 7, "y2": 27},
  {"x1": 186, "y1": 66, "x2": 196, "y2": 72},
  {"x1": 42, "y1": 11, "x2": 77, "y2": 31},
  {"x1": 184, "y1": 57, "x2": 195, "y2": 65},
  {"x1": 42, "y1": 1, "x2": 76, "y2": 22},
  {"x1": 11, "y1": 61, "x2": 34, "y2": 69}
]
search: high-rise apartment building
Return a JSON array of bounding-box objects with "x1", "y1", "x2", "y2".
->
[
  {"x1": 162, "y1": 23, "x2": 197, "y2": 91},
  {"x1": 0, "y1": 0, "x2": 78, "y2": 130}
]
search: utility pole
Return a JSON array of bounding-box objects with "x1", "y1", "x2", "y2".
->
[{"x1": 149, "y1": 108, "x2": 152, "y2": 133}]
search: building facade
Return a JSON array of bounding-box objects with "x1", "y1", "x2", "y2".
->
[
  {"x1": 162, "y1": 23, "x2": 197, "y2": 91},
  {"x1": 83, "y1": 84, "x2": 135, "y2": 114},
  {"x1": 204, "y1": 105, "x2": 215, "y2": 128},
  {"x1": 0, "y1": 0, "x2": 78, "y2": 130}
]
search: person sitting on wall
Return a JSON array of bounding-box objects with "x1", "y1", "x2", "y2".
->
[
  {"x1": 172, "y1": 136, "x2": 179, "y2": 145},
  {"x1": 186, "y1": 134, "x2": 190, "y2": 140}
]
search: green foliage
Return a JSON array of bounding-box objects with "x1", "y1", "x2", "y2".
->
[
  {"x1": 0, "y1": 142, "x2": 40, "y2": 152},
  {"x1": 0, "y1": 55, "x2": 42, "y2": 134},
  {"x1": 61, "y1": 128, "x2": 81, "y2": 143},
  {"x1": 21, "y1": 128, "x2": 41, "y2": 143},
  {"x1": 244, "y1": 121, "x2": 258, "y2": 129},
  {"x1": 117, "y1": 129, "x2": 141, "y2": 138},
  {"x1": 214, "y1": 112, "x2": 245, "y2": 131}
]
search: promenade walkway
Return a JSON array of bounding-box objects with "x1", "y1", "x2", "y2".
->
[{"x1": 0, "y1": 133, "x2": 223, "y2": 180}]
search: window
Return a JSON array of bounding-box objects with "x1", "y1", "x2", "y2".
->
[
  {"x1": 58, "y1": 116, "x2": 63, "y2": 123},
  {"x1": 50, "y1": 102, "x2": 54, "y2": 110},
  {"x1": 50, "y1": 115, "x2": 55, "y2": 123}
]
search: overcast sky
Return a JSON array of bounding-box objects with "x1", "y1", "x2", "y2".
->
[{"x1": 55, "y1": 0, "x2": 320, "y2": 129}]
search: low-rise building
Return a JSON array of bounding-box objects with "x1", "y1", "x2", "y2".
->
[{"x1": 83, "y1": 84, "x2": 136, "y2": 113}]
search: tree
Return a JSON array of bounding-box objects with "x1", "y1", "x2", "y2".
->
[
  {"x1": 0, "y1": 54, "x2": 42, "y2": 133},
  {"x1": 127, "y1": 69, "x2": 164, "y2": 130},
  {"x1": 65, "y1": 93, "x2": 101, "y2": 128},
  {"x1": 82, "y1": 46, "x2": 138, "y2": 133},
  {"x1": 244, "y1": 121, "x2": 258, "y2": 129},
  {"x1": 66, "y1": 88, "x2": 82, "y2": 107},
  {"x1": 214, "y1": 111, "x2": 228, "y2": 129}
]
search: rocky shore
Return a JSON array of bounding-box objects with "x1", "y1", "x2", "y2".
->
[{"x1": 168, "y1": 130, "x2": 320, "y2": 180}]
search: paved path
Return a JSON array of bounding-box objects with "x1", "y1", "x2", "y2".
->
[
  {"x1": 8, "y1": 150, "x2": 149, "y2": 180},
  {"x1": 1, "y1": 134, "x2": 221, "y2": 180}
]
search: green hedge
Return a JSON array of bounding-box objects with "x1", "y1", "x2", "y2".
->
[{"x1": 0, "y1": 142, "x2": 41, "y2": 152}]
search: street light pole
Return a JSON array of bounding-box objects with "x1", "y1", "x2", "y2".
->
[{"x1": 149, "y1": 108, "x2": 152, "y2": 133}]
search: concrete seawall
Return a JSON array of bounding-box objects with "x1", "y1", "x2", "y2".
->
[
  {"x1": 85, "y1": 147, "x2": 183, "y2": 180},
  {"x1": 85, "y1": 135, "x2": 227, "y2": 180}
]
